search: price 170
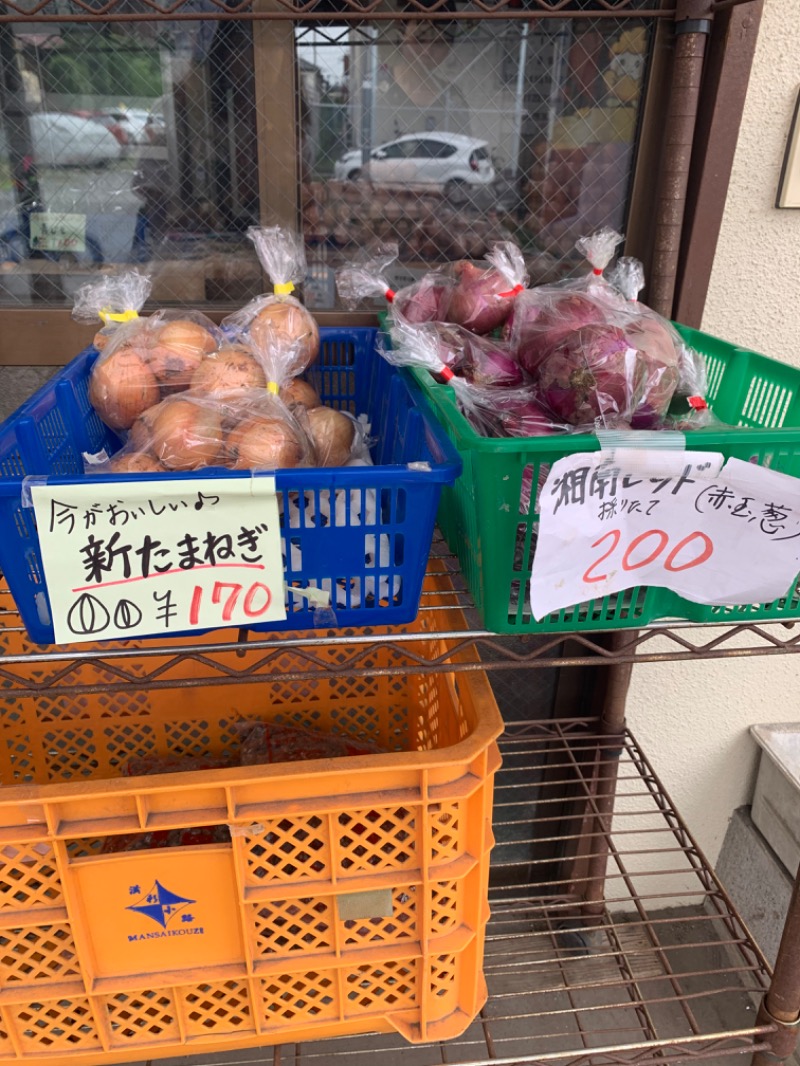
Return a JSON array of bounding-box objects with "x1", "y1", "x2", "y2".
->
[{"x1": 189, "y1": 580, "x2": 274, "y2": 625}]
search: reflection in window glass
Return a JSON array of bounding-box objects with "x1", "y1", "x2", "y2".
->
[
  {"x1": 0, "y1": 21, "x2": 262, "y2": 307},
  {"x1": 300, "y1": 18, "x2": 652, "y2": 307},
  {"x1": 0, "y1": 15, "x2": 651, "y2": 311}
]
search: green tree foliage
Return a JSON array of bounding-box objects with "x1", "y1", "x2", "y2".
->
[{"x1": 39, "y1": 33, "x2": 161, "y2": 99}]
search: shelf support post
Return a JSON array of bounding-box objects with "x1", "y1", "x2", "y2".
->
[
  {"x1": 752, "y1": 865, "x2": 800, "y2": 1066},
  {"x1": 579, "y1": 637, "x2": 633, "y2": 923}
]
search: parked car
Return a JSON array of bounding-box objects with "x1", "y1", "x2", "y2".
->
[
  {"x1": 22, "y1": 113, "x2": 123, "y2": 167},
  {"x1": 334, "y1": 133, "x2": 495, "y2": 198},
  {"x1": 100, "y1": 107, "x2": 152, "y2": 145},
  {"x1": 71, "y1": 110, "x2": 130, "y2": 148},
  {"x1": 142, "y1": 111, "x2": 166, "y2": 145}
]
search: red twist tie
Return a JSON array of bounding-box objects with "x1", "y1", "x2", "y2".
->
[
  {"x1": 385, "y1": 288, "x2": 396, "y2": 303},
  {"x1": 440, "y1": 366, "x2": 455, "y2": 382},
  {"x1": 688, "y1": 396, "x2": 708, "y2": 411},
  {"x1": 592, "y1": 268, "x2": 603, "y2": 276},
  {"x1": 498, "y1": 283, "x2": 524, "y2": 299}
]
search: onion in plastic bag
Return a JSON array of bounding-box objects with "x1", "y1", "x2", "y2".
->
[
  {"x1": 446, "y1": 241, "x2": 529, "y2": 335},
  {"x1": 223, "y1": 226, "x2": 319, "y2": 372}
]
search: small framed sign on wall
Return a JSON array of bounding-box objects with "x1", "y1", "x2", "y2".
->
[{"x1": 777, "y1": 87, "x2": 800, "y2": 208}]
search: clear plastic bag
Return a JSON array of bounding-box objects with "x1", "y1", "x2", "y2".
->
[
  {"x1": 336, "y1": 242, "x2": 453, "y2": 326},
  {"x1": 508, "y1": 240, "x2": 685, "y2": 430},
  {"x1": 428, "y1": 323, "x2": 528, "y2": 388},
  {"x1": 384, "y1": 321, "x2": 568, "y2": 440},
  {"x1": 446, "y1": 241, "x2": 529, "y2": 335},
  {"x1": 86, "y1": 308, "x2": 222, "y2": 433},
  {"x1": 222, "y1": 226, "x2": 320, "y2": 372},
  {"x1": 93, "y1": 384, "x2": 317, "y2": 474},
  {"x1": 72, "y1": 270, "x2": 152, "y2": 351},
  {"x1": 506, "y1": 227, "x2": 624, "y2": 376}
]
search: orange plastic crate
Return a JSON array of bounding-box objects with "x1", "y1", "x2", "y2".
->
[{"x1": 0, "y1": 586, "x2": 502, "y2": 1064}]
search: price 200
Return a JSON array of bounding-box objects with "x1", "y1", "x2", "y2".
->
[
  {"x1": 583, "y1": 529, "x2": 714, "y2": 585},
  {"x1": 188, "y1": 580, "x2": 273, "y2": 625}
]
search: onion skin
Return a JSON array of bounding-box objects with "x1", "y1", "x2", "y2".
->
[
  {"x1": 150, "y1": 399, "x2": 224, "y2": 471},
  {"x1": 465, "y1": 341, "x2": 525, "y2": 388},
  {"x1": 307, "y1": 406, "x2": 355, "y2": 467},
  {"x1": 280, "y1": 378, "x2": 322, "y2": 409},
  {"x1": 447, "y1": 261, "x2": 517, "y2": 335},
  {"x1": 89, "y1": 348, "x2": 160, "y2": 431},
  {"x1": 538, "y1": 325, "x2": 643, "y2": 426},
  {"x1": 191, "y1": 347, "x2": 267, "y2": 394},
  {"x1": 110, "y1": 453, "x2": 166, "y2": 474},
  {"x1": 480, "y1": 392, "x2": 564, "y2": 437},
  {"x1": 128, "y1": 409, "x2": 156, "y2": 453},
  {"x1": 513, "y1": 292, "x2": 602, "y2": 377},
  {"x1": 250, "y1": 301, "x2": 320, "y2": 371},
  {"x1": 149, "y1": 320, "x2": 217, "y2": 392},
  {"x1": 225, "y1": 416, "x2": 305, "y2": 470},
  {"x1": 393, "y1": 279, "x2": 451, "y2": 325}
]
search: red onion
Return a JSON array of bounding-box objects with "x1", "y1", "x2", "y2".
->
[
  {"x1": 537, "y1": 324, "x2": 644, "y2": 427},
  {"x1": 447, "y1": 260, "x2": 518, "y2": 335},
  {"x1": 431, "y1": 325, "x2": 525, "y2": 388},
  {"x1": 494, "y1": 394, "x2": 566, "y2": 437},
  {"x1": 393, "y1": 276, "x2": 453, "y2": 325},
  {"x1": 512, "y1": 291, "x2": 604, "y2": 376},
  {"x1": 466, "y1": 343, "x2": 525, "y2": 389}
]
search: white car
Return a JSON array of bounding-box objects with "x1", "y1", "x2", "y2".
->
[
  {"x1": 100, "y1": 108, "x2": 152, "y2": 145},
  {"x1": 28, "y1": 113, "x2": 122, "y2": 167},
  {"x1": 334, "y1": 133, "x2": 495, "y2": 198}
]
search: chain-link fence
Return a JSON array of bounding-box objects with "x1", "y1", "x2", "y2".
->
[{"x1": 0, "y1": 11, "x2": 653, "y2": 308}]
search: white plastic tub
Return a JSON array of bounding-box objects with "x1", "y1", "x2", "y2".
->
[{"x1": 750, "y1": 723, "x2": 800, "y2": 876}]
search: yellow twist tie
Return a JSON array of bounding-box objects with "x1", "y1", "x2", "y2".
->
[
  {"x1": 267, "y1": 381, "x2": 280, "y2": 395},
  {"x1": 273, "y1": 281, "x2": 295, "y2": 296},
  {"x1": 99, "y1": 308, "x2": 139, "y2": 325}
]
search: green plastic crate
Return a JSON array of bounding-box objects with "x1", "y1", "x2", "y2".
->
[{"x1": 402, "y1": 323, "x2": 800, "y2": 633}]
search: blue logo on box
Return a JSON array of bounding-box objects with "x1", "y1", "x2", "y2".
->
[{"x1": 127, "y1": 880, "x2": 195, "y2": 929}]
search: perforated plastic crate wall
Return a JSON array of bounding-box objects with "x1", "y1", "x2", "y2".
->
[
  {"x1": 407, "y1": 324, "x2": 800, "y2": 632},
  {"x1": 0, "y1": 616, "x2": 502, "y2": 1063},
  {"x1": 0, "y1": 327, "x2": 460, "y2": 643}
]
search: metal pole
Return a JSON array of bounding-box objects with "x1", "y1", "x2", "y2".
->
[
  {"x1": 511, "y1": 22, "x2": 529, "y2": 179},
  {"x1": 751, "y1": 867, "x2": 800, "y2": 1066},
  {"x1": 648, "y1": 1, "x2": 713, "y2": 318},
  {"x1": 580, "y1": 639, "x2": 633, "y2": 923}
]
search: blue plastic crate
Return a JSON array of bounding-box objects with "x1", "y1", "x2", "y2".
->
[{"x1": 0, "y1": 327, "x2": 460, "y2": 644}]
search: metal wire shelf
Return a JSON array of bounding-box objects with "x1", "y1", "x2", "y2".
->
[
  {"x1": 0, "y1": 0, "x2": 677, "y2": 25},
  {"x1": 0, "y1": 541, "x2": 799, "y2": 695},
  {"x1": 261, "y1": 719, "x2": 775, "y2": 1066}
]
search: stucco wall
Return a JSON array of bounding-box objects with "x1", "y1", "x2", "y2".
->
[{"x1": 626, "y1": 0, "x2": 800, "y2": 882}]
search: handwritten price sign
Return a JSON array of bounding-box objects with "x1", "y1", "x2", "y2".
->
[
  {"x1": 31, "y1": 477, "x2": 286, "y2": 643},
  {"x1": 530, "y1": 450, "x2": 800, "y2": 620}
]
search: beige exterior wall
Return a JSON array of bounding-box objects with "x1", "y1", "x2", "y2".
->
[{"x1": 626, "y1": 0, "x2": 800, "y2": 879}]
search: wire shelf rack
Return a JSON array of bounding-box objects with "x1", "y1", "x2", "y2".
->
[
  {"x1": 0, "y1": 1, "x2": 678, "y2": 25},
  {"x1": 1, "y1": 540, "x2": 800, "y2": 696},
  {"x1": 247, "y1": 719, "x2": 775, "y2": 1066}
]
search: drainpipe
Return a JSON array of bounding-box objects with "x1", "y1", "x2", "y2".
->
[{"x1": 647, "y1": 0, "x2": 713, "y2": 318}]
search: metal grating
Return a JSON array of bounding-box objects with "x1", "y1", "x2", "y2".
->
[
  {"x1": 1, "y1": 537, "x2": 800, "y2": 694},
  {"x1": 180, "y1": 720, "x2": 772, "y2": 1066},
  {"x1": 0, "y1": 2, "x2": 677, "y2": 23},
  {"x1": 285, "y1": 722, "x2": 774, "y2": 1066}
]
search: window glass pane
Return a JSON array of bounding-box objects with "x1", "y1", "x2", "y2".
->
[
  {"x1": 0, "y1": 21, "x2": 263, "y2": 307},
  {"x1": 298, "y1": 17, "x2": 652, "y2": 308},
  {"x1": 0, "y1": 13, "x2": 653, "y2": 312}
]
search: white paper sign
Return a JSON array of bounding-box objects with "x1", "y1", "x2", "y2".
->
[
  {"x1": 31, "y1": 477, "x2": 286, "y2": 643},
  {"x1": 29, "y1": 212, "x2": 86, "y2": 254},
  {"x1": 530, "y1": 451, "x2": 800, "y2": 620}
]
